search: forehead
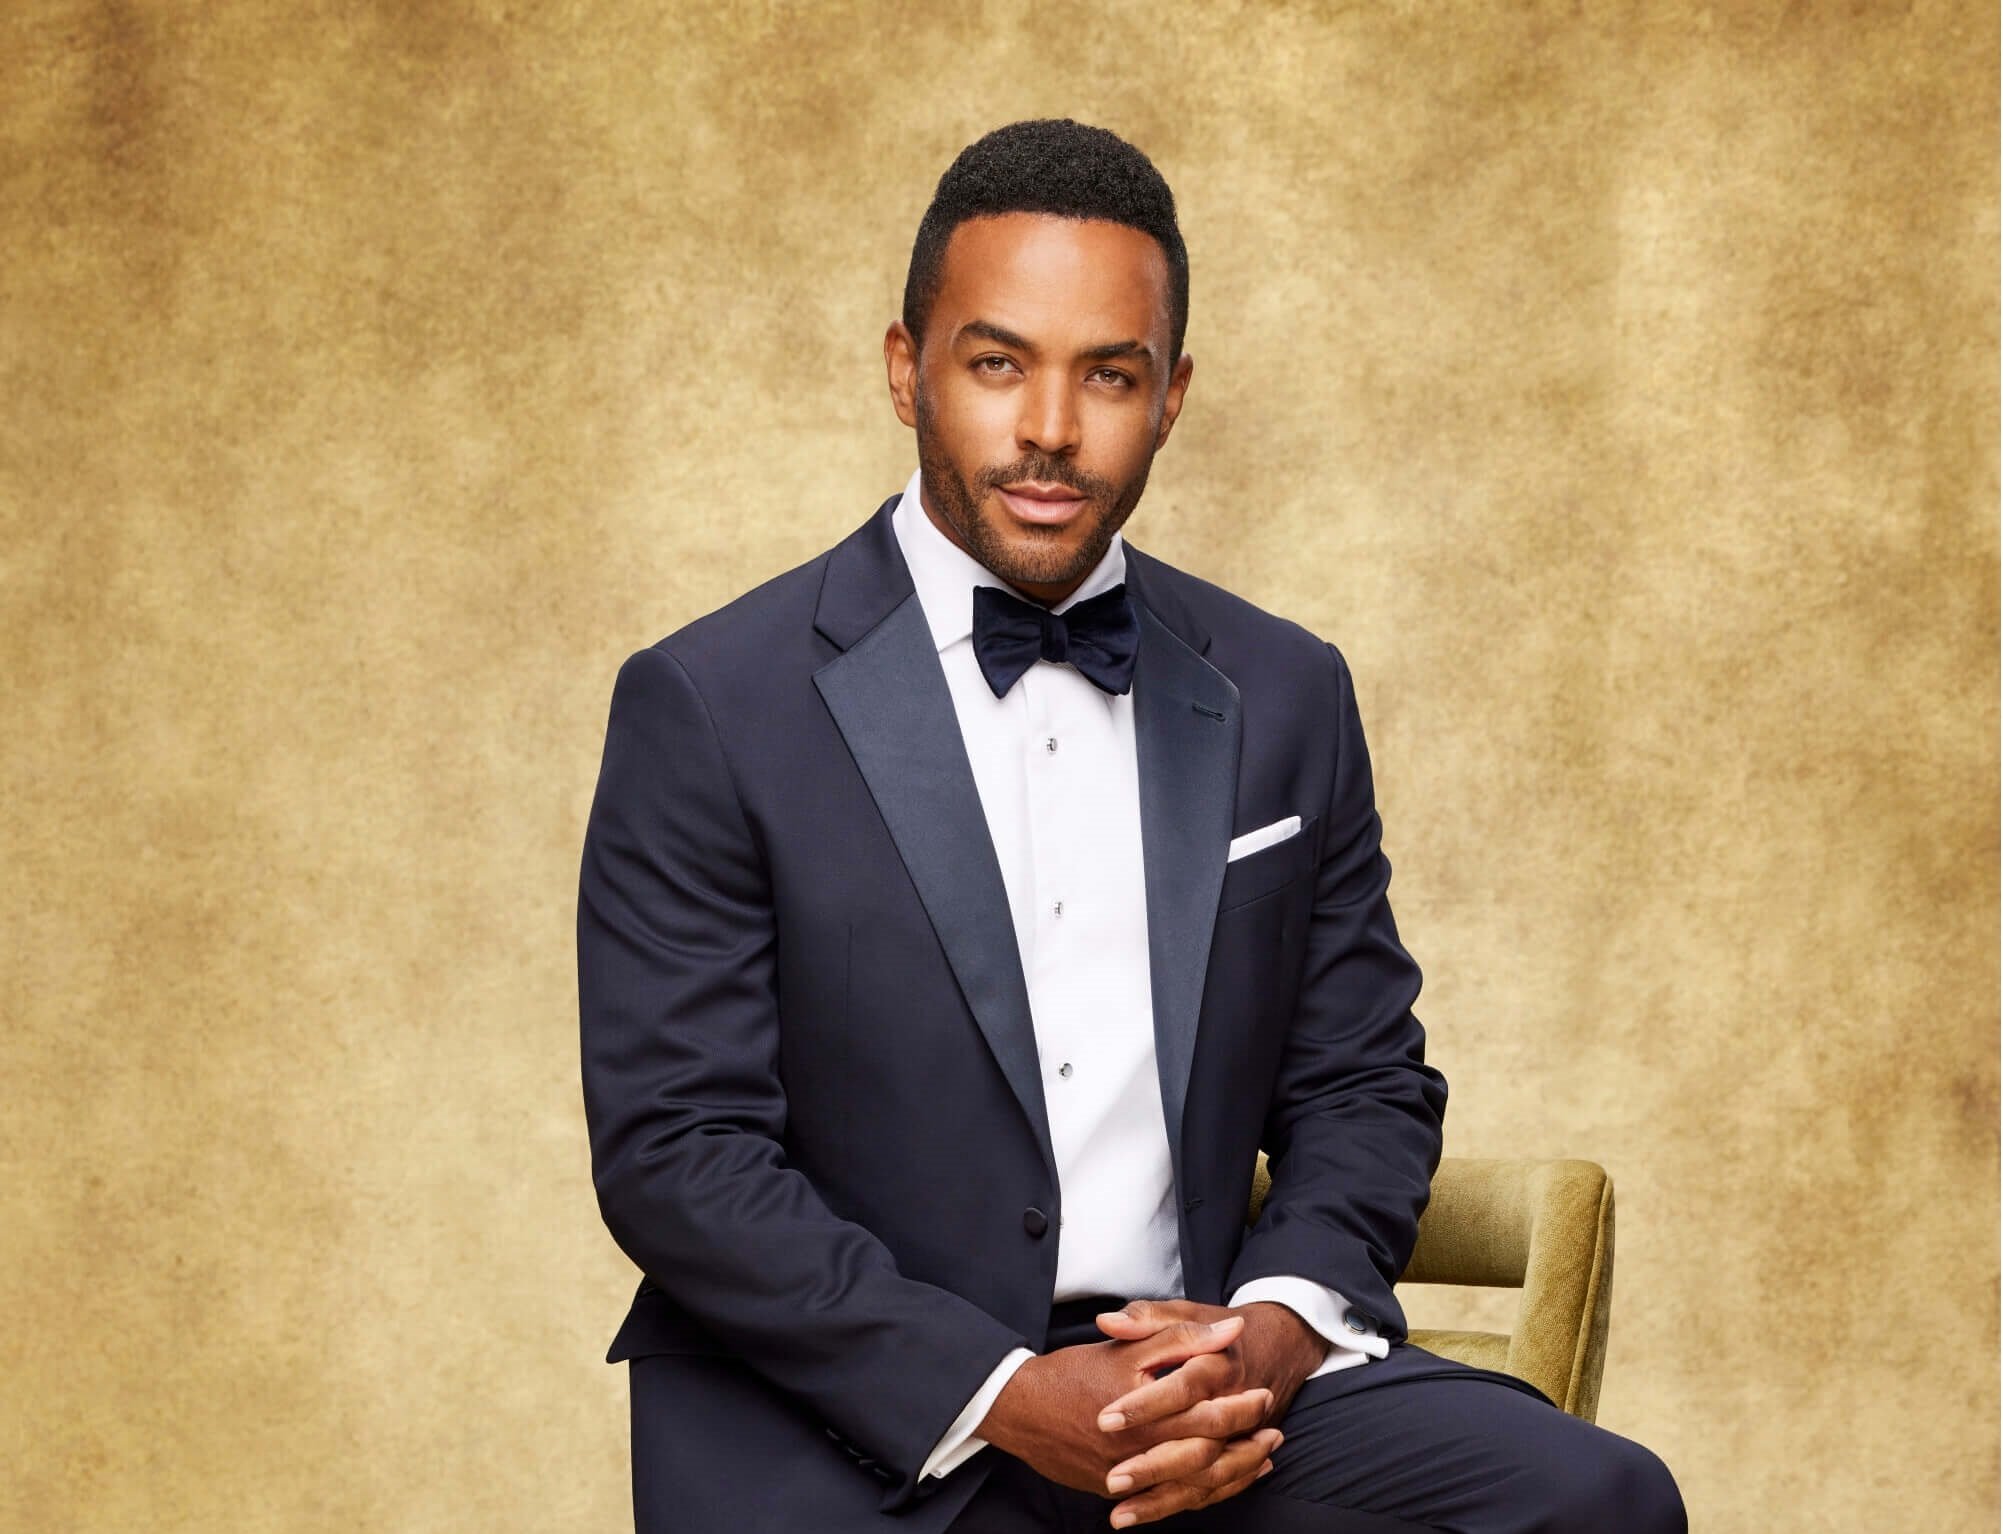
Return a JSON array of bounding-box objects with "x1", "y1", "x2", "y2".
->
[{"x1": 932, "y1": 212, "x2": 1170, "y2": 350}]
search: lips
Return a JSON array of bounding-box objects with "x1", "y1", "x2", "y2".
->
[{"x1": 995, "y1": 483, "x2": 1088, "y2": 525}]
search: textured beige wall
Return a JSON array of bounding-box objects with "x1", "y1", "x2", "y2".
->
[{"x1": 3, "y1": 1, "x2": 1995, "y2": 1529}]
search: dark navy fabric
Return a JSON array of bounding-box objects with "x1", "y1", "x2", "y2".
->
[
  {"x1": 630, "y1": 1329, "x2": 1685, "y2": 1534},
  {"x1": 933, "y1": 1338, "x2": 1685, "y2": 1534},
  {"x1": 582, "y1": 492, "x2": 1673, "y2": 1533}
]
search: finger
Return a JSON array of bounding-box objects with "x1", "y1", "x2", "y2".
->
[
  {"x1": 1101, "y1": 1372, "x2": 1266, "y2": 1440},
  {"x1": 1099, "y1": 1364, "x2": 1261, "y2": 1435},
  {"x1": 1104, "y1": 1425, "x2": 1280, "y2": 1497},
  {"x1": 1109, "y1": 1430, "x2": 1283, "y2": 1527},
  {"x1": 1105, "y1": 1337, "x2": 1225, "y2": 1409},
  {"x1": 1128, "y1": 1314, "x2": 1242, "y2": 1372},
  {"x1": 1103, "y1": 1433, "x2": 1224, "y2": 1496},
  {"x1": 1094, "y1": 1299, "x2": 1202, "y2": 1339},
  {"x1": 1112, "y1": 1430, "x2": 1279, "y2": 1523},
  {"x1": 1151, "y1": 1382, "x2": 1276, "y2": 1443},
  {"x1": 1099, "y1": 1345, "x2": 1233, "y2": 1428}
]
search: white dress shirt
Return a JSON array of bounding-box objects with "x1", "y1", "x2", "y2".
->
[{"x1": 884, "y1": 469, "x2": 1388, "y2": 1483}]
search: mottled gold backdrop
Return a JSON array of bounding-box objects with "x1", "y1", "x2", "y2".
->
[{"x1": 3, "y1": 2, "x2": 1995, "y2": 1529}]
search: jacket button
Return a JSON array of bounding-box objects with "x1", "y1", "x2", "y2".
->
[
  {"x1": 1342, "y1": 1307, "x2": 1372, "y2": 1334},
  {"x1": 1022, "y1": 1207, "x2": 1049, "y2": 1237}
]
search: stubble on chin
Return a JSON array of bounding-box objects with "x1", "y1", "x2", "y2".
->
[{"x1": 966, "y1": 503, "x2": 1117, "y2": 593}]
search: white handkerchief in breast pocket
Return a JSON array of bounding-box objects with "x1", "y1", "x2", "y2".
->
[{"x1": 1226, "y1": 814, "x2": 1302, "y2": 863}]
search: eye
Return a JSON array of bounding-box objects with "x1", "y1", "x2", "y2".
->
[
  {"x1": 1092, "y1": 368, "x2": 1134, "y2": 388},
  {"x1": 972, "y1": 354, "x2": 1019, "y2": 376}
]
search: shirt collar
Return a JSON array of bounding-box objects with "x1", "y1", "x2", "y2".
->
[{"x1": 889, "y1": 466, "x2": 1128, "y2": 654}]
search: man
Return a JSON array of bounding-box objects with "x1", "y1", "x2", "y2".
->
[{"x1": 578, "y1": 118, "x2": 1685, "y2": 1533}]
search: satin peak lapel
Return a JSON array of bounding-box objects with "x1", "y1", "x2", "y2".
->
[
  {"x1": 812, "y1": 589, "x2": 1056, "y2": 1183},
  {"x1": 1130, "y1": 599, "x2": 1241, "y2": 1224}
]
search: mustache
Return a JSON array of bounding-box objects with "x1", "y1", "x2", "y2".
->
[{"x1": 978, "y1": 460, "x2": 1106, "y2": 498}]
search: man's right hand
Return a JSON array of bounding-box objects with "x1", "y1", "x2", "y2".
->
[{"x1": 975, "y1": 1314, "x2": 1282, "y2": 1525}]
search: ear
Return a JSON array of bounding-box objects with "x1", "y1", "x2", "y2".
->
[
  {"x1": 1154, "y1": 351, "x2": 1195, "y2": 451},
  {"x1": 885, "y1": 321, "x2": 919, "y2": 430}
]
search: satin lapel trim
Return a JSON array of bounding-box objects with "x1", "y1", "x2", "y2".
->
[
  {"x1": 1133, "y1": 601, "x2": 1241, "y2": 1212},
  {"x1": 812, "y1": 593, "x2": 1056, "y2": 1180}
]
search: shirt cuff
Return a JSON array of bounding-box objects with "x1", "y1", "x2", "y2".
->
[
  {"x1": 920, "y1": 1346, "x2": 1036, "y2": 1480},
  {"x1": 1227, "y1": 1276, "x2": 1389, "y2": 1379}
]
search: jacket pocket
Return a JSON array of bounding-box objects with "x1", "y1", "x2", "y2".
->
[{"x1": 1216, "y1": 813, "x2": 1318, "y2": 913}]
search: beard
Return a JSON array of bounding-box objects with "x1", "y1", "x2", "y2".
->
[{"x1": 913, "y1": 380, "x2": 1155, "y2": 602}]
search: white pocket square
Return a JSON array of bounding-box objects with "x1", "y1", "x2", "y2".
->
[{"x1": 1226, "y1": 815, "x2": 1302, "y2": 862}]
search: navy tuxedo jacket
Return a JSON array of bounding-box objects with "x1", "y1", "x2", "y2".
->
[{"x1": 577, "y1": 491, "x2": 1447, "y2": 1531}]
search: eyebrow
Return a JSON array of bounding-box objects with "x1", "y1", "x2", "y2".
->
[{"x1": 956, "y1": 318, "x2": 1156, "y2": 374}]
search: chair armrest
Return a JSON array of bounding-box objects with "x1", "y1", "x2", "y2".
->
[
  {"x1": 1245, "y1": 1153, "x2": 1615, "y2": 1420},
  {"x1": 1401, "y1": 1156, "x2": 1615, "y2": 1420}
]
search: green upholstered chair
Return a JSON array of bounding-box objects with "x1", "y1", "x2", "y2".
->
[{"x1": 1246, "y1": 1154, "x2": 1615, "y2": 1422}]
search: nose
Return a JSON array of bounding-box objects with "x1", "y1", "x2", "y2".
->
[{"x1": 1016, "y1": 370, "x2": 1081, "y2": 458}]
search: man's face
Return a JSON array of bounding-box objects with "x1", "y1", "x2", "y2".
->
[{"x1": 886, "y1": 213, "x2": 1194, "y2": 606}]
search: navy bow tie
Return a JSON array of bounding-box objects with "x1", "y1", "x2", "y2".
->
[{"x1": 971, "y1": 581, "x2": 1141, "y2": 699}]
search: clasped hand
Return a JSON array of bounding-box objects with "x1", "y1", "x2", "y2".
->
[{"x1": 981, "y1": 1297, "x2": 1322, "y2": 1528}]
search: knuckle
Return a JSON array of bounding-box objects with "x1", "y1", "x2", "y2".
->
[
  {"x1": 1177, "y1": 1400, "x2": 1215, "y2": 1437},
  {"x1": 1201, "y1": 1353, "x2": 1238, "y2": 1383}
]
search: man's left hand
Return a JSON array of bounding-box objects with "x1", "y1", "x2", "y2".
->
[{"x1": 1088, "y1": 1298, "x2": 1326, "y2": 1523}]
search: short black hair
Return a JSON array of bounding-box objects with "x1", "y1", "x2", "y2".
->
[{"x1": 902, "y1": 118, "x2": 1189, "y2": 367}]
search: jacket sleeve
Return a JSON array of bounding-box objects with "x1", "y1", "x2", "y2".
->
[
  {"x1": 578, "y1": 643, "x2": 1032, "y2": 1512},
  {"x1": 919, "y1": 1346, "x2": 1036, "y2": 1481},
  {"x1": 1221, "y1": 641, "x2": 1449, "y2": 1342}
]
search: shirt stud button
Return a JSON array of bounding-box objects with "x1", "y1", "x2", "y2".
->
[
  {"x1": 1045, "y1": 736, "x2": 1058, "y2": 753},
  {"x1": 1059, "y1": 1062, "x2": 1073, "y2": 1078},
  {"x1": 1052, "y1": 900, "x2": 1063, "y2": 917}
]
